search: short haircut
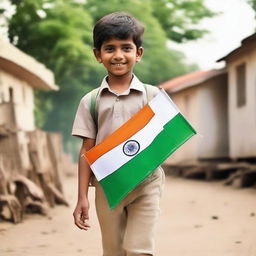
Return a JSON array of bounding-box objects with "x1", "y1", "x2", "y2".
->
[{"x1": 93, "y1": 12, "x2": 144, "y2": 50}]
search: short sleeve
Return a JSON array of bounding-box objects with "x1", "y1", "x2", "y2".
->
[{"x1": 71, "y1": 93, "x2": 96, "y2": 139}]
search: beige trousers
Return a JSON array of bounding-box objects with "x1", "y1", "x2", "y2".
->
[{"x1": 94, "y1": 167, "x2": 165, "y2": 256}]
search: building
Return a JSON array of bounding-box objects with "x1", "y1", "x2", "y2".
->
[
  {"x1": 160, "y1": 69, "x2": 228, "y2": 165},
  {"x1": 0, "y1": 37, "x2": 58, "y2": 131},
  {"x1": 0, "y1": 36, "x2": 59, "y2": 178},
  {"x1": 0, "y1": 37, "x2": 69, "y2": 223},
  {"x1": 217, "y1": 33, "x2": 256, "y2": 160}
]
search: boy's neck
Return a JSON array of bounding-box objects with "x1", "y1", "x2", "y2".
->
[{"x1": 107, "y1": 72, "x2": 133, "y2": 93}]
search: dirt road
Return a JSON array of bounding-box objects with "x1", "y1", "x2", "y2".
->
[{"x1": 1, "y1": 175, "x2": 256, "y2": 256}]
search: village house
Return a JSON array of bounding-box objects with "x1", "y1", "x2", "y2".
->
[
  {"x1": 0, "y1": 36, "x2": 58, "y2": 178},
  {"x1": 160, "y1": 32, "x2": 256, "y2": 185},
  {"x1": 0, "y1": 37, "x2": 69, "y2": 223},
  {"x1": 160, "y1": 68, "x2": 228, "y2": 166},
  {"x1": 0, "y1": 36, "x2": 58, "y2": 130},
  {"x1": 217, "y1": 32, "x2": 256, "y2": 160}
]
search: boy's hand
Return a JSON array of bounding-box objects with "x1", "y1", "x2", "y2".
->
[{"x1": 73, "y1": 198, "x2": 90, "y2": 230}]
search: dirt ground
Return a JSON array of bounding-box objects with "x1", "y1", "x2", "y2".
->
[{"x1": 0, "y1": 174, "x2": 256, "y2": 256}]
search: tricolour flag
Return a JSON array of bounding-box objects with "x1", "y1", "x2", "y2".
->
[{"x1": 85, "y1": 89, "x2": 196, "y2": 209}]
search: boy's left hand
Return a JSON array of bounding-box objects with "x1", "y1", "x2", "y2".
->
[{"x1": 73, "y1": 198, "x2": 90, "y2": 231}]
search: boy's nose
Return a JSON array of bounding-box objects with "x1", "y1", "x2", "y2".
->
[{"x1": 113, "y1": 49, "x2": 124, "y2": 60}]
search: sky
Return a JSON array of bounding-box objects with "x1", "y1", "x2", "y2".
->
[{"x1": 168, "y1": 0, "x2": 256, "y2": 70}]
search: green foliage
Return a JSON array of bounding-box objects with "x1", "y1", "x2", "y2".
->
[
  {"x1": 150, "y1": 0, "x2": 215, "y2": 42},
  {"x1": 3, "y1": 0, "x2": 214, "y2": 156},
  {"x1": 85, "y1": 0, "x2": 215, "y2": 43},
  {"x1": 34, "y1": 90, "x2": 52, "y2": 128},
  {"x1": 7, "y1": 0, "x2": 103, "y2": 151},
  {"x1": 247, "y1": 0, "x2": 256, "y2": 11}
]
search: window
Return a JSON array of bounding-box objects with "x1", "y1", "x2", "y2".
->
[
  {"x1": 9, "y1": 87, "x2": 14, "y2": 102},
  {"x1": 236, "y1": 63, "x2": 246, "y2": 107}
]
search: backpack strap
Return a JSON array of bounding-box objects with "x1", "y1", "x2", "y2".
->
[
  {"x1": 90, "y1": 87, "x2": 100, "y2": 129},
  {"x1": 143, "y1": 83, "x2": 159, "y2": 102}
]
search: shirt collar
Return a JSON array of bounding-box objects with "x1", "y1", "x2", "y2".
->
[{"x1": 98, "y1": 74, "x2": 144, "y2": 96}]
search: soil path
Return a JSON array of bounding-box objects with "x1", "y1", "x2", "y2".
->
[{"x1": 1, "y1": 175, "x2": 256, "y2": 256}]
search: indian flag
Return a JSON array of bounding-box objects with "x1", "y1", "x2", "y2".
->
[{"x1": 85, "y1": 89, "x2": 196, "y2": 209}]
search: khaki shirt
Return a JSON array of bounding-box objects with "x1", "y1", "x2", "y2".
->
[{"x1": 72, "y1": 75, "x2": 159, "y2": 144}]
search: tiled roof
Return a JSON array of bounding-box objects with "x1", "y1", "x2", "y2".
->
[
  {"x1": 0, "y1": 37, "x2": 59, "y2": 91},
  {"x1": 217, "y1": 32, "x2": 256, "y2": 62},
  {"x1": 159, "y1": 69, "x2": 226, "y2": 93}
]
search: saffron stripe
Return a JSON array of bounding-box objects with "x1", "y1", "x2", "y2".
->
[{"x1": 86, "y1": 104, "x2": 154, "y2": 165}]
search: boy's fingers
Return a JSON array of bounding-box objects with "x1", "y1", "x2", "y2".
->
[
  {"x1": 76, "y1": 222, "x2": 89, "y2": 230},
  {"x1": 81, "y1": 210, "x2": 89, "y2": 221},
  {"x1": 73, "y1": 210, "x2": 90, "y2": 230},
  {"x1": 81, "y1": 211, "x2": 91, "y2": 228},
  {"x1": 74, "y1": 217, "x2": 89, "y2": 230}
]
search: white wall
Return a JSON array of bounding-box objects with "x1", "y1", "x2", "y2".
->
[
  {"x1": 165, "y1": 87, "x2": 199, "y2": 165},
  {"x1": 164, "y1": 73, "x2": 228, "y2": 165},
  {"x1": 0, "y1": 70, "x2": 35, "y2": 131},
  {"x1": 228, "y1": 48, "x2": 256, "y2": 158},
  {"x1": 198, "y1": 75, "x2": 229, "y2": 159}
]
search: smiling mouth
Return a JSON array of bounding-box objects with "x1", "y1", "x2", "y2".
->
[{"x1": 111, "y1": 63, "x2": 126, "y2": 66}]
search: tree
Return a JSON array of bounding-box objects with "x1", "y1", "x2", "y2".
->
[
  {"x1": 7, "y1": 0, "x2": 104, "y2": 150},
  {"x1": 247, "y1": 0, "x2": 256, "y2": 11},
  {"x1": 150, "y1": 0, "x2": 215, "y2": 42},
  {"x1": 85, "y1": 0, "x2": 215, "y2": 43},
  {"x1": 84, "y1": 0, "x2": 202, "y2": 84},
  {"x1": 3, "y1": 0, "x2": 214, "y2": 156}
]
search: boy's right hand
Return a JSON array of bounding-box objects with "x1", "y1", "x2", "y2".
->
[{"x1": 73, "y1": 198, "x2": 90, "y2": 231}]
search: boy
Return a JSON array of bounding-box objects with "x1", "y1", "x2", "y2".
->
[{"x1": 72, "y1": 12, "x2": 165, "y2": 256}]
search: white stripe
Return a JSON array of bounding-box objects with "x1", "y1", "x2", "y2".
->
[
  {"x1": 92, "y1": 113, "x2": 163, "y2": 181},
  {"x1": 91, "y1": 90, "x2": 179, "y2": 181},
  {"x1": 149, "y1": 89, "x2": 180, "y2": 120}
]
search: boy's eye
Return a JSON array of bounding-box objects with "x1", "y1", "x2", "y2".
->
[
  {"x1": 123, "y1": 46, "x2": 133, "y2": 52},
  {"x1": 104, "y1": 47, "x2": 114, "y2": 52},
  {"x1": 103, "y1": 45, "x2": 133, "y2": 52}
]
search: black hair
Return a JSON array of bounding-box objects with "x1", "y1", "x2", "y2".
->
[{"x1": 93, "y1": 12, "x2": 144, "y2": 50}]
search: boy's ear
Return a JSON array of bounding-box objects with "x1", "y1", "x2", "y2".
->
[
  {"x1": 93, "y1": 48, "x2": 102, "y2": 63},
  {"x1": 136, "y1": 47, "x2": 144, "y2": 62}
]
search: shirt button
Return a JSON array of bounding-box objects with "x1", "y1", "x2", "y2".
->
[{"x1": 116, "y1": 97, "x2": 119, "y2": 102}]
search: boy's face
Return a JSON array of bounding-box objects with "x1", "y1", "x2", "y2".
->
[{"x1": 94, "y1": 37, "x2": 143, "y2": 78}]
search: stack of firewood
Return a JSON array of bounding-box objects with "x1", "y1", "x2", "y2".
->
[{"x1": 0, "y1": 127, "x2": 69, "y2": 223}]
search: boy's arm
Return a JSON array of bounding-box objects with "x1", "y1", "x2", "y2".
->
[{"x1": 73, "y1": 137, "x2": 95, "y2": 230}]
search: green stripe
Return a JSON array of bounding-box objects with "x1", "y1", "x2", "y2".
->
[{"x1": 100, "y1": 113, "x2": 196, "y2": 209}]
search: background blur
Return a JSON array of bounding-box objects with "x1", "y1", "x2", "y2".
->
[
  {"x1": 2, "y1": 0, "x2": 254, "y2": 159},
  {"x1": 1, "y1": 0, "x2": 255, "y2": 159},
  {"x1": 0, "y1": 1, "x2": 256, "y2": 255}
]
